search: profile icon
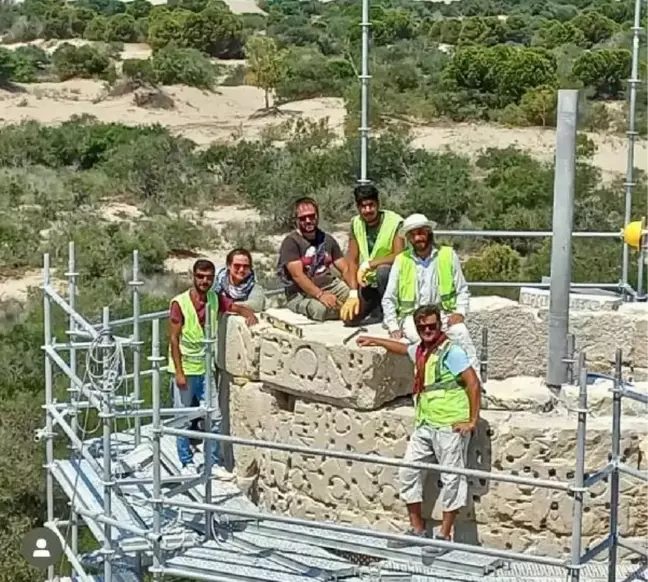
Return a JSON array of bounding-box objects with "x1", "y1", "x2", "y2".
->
[
  {"x1": 33, "y1": 538, "x2": 51, "y2": 558},
  {"x1": 21, "y1": 527, "x2": 62, "y2": 569}
]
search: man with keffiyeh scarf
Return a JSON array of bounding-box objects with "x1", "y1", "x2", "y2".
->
[{"x1": 356, "y1": 304, "x2": 480, "y2": 554}]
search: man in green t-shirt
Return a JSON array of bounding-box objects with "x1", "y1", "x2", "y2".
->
[
  {"x1": 342, "y1": 184, "x2": 405, "y2": 323},
  {"x1": 357, "y1": 304, "x2": 480, "y2": 553}
]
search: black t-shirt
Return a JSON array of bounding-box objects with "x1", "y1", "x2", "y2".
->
[{"x1": 277, "y1": 230, "x2": 343, "y2": 296}]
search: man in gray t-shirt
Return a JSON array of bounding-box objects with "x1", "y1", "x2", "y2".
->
[{"x1": 277, "y1": 197, "x2": 357, "y2": 322}]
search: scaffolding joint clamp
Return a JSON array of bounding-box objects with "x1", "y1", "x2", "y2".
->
[
  {"x1": 129, "y1": 279, "x2": 144, "y2": 287},
  {"x1": 147, "y1": 356, "x2": 165, "y2": 363},
  {"x1": 102, "y1": 479, "x2": 116, "y2": 487},
  {"x1": 98, "y1": 411, "x2": 115, "y2": 419},
  {"x1": 64, "y1": 270, "x2": 79, "y2": 277}
]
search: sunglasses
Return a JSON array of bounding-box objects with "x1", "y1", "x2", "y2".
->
[
  {"x1": 416, "y1": 323, "x2": 439, "y2": 332},
  {"x1": 297, "y1": 213, "x2": 317, "y2": 222}
]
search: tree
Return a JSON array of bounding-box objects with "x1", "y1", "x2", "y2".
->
[
  {"x1": 245, "y1": 35, "x2": 285, "y2": 109},
  {"x1": 519, "y1": 84, "x2": 557, "y2": 126},
  {"x1": 571, "y1": 48, "x2": 631, "y2": 98},
  {"x1": 180, "y1": 5, "x2": 244, "y2": 58},
  {"x1": 0, "y1": 47, "x2": 17, "y2": 84},
  {"x1": 570, "y1": 10, "x2": 619, "y2": 47},
  {"x1": 105, "y1": 12, "x2": 138, "y2": 42}
]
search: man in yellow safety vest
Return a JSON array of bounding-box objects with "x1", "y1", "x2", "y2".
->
[
  {"x1": 356, "y1": 304, "x2": 481, "y2": 551},
  {"x1": 341, "y1": 184, "x2": 405, "y2": 323},
  {"x1": 168, "y1": 259, "x2": 235, "y2": 480},
  {"x1": 381, "y1": 213, "x2": 479, "y2": 373}
]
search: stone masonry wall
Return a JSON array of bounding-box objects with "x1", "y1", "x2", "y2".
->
[{"x1": 218, "y1": 298, "x2": 648, "y2": 560}]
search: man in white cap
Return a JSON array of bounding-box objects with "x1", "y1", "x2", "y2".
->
[{"x1": 381, "y1": 213, "x2": 479, "y2": 372}]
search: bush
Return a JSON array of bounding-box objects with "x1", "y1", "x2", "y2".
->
[
  {"x1": 122, "y1": 57, "x2": 156, "y2": 84},
  {"x1": 150, "y1": 43, "x2": 216, "y2": 89},
  {"x1": 10, "y1": 45, "x2": 51, "y2": 82},
  {"x1": 52, "y1": 42, "x2": 113, "y2": 81},
  {"x1": 105, "y1": 12, "x2": 137, "y2": 42}
]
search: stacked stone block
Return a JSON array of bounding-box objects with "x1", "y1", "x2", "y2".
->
[{"x1": 217, "y1": 299, "x2": 648, "y2": 559}]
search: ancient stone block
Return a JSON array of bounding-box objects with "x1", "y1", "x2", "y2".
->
[
  {"x1": 520, "y1": 287, "x2": 623, "y2": 311},
  {"x1": 217, "y1": 313, "x2": 263, "y2": 379},
  {"x1": 229, "y1": 380, "x2": 648, "y2": 559},
  {"x1": 561, "y1": 379, "x2": 648, "y2": 417},
  {"x1": 258, "y1": 322, "x2": 414, "y2": 410},
  {"x1": 467, "y1": 297, "x2": 546, "y2": 379},
  {"x1": 483, "y1": 376, "x2": 555, "y2": 412}
]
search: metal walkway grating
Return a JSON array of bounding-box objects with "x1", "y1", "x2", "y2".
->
[{"x1": 50, "y1": 431, "x2": 645, "y2": 582}]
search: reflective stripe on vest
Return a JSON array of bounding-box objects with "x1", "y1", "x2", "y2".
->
[
  {"x1": 437, "y1": 246, "x2": 457, "y2": 313},
  {"x1": 415, "y1": 340, "x2": 468, "y2": 427},
  {"x1": 394, "y1": 246, "x2": 457, "y2": 319},
  {"x1": 167, "y1": 289, "x2": 218, "y2": 376}
]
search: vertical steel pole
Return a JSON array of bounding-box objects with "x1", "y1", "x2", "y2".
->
[
  {"x1": 621, "y1": 0, "x2": 643, "y2": 298},
  {"x1": 358, "y1": 0, "x2": 371, "y2": 183},
  {"x1": 479, "y1": 327, "x2": 488, "y2": 384},
  {"x1": 101, "y1": 307, "x2": 113, "y2": 582},
  {"x1": 547, "y1": 89, "x2": 578, "y2": 388},
  {"x1": 203, "y1": 304, "x2": 214, "y2": 538},
  {"x1": 131, "y1": 250, "x2": 143, "y2": 447},
  {"x1": 637, "y1": 247, "x2": 645, "y2": 300},
  {"x1": 608, "y1": 348, "x2": 623, "y2": 582},
  {"x1": 566, "y1": 333, "x2": 576, "y2": 385},
  {"x1": 150, "y1": 318, "x2": 163, "y2": 580},
  {"x1": 67, "y1": 241, "x2": 79, "y2": 554},
  {"x1": 43, "y1": 253, "x2": 55, "y2": 582},
  {"x1": 570, "y1": 350, "x2": 588, "y2": 582}
]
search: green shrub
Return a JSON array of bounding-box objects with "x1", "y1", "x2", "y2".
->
[
  {"x1": 105, "y1": 12, "x2": 137, "y2": 42},
  {"x1": 52, "y1": 43, "x2": 112, "y2": 81},
  {"x1": 122, "y1": 57, "x2": 156, "y2": 84},
  {"x1": 150, "y1": 43, "x2": 216, "y2": 89},
  {"x1": 10, "y1": 45, "x2": 51, "y2": 82}
]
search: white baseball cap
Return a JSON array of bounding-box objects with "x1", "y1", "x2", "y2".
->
[{"x1": 401, "y1": 213, "x2": 437, "y2": 235}]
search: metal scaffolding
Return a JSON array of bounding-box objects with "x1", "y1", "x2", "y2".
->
[{"x1": 39, "y1": 242, "x2": 648, "y2": 582}]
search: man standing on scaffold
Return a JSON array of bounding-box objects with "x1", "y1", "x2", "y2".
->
[
  {"x1": 357, "y1": 304, "x2": 481, "y2": 553},
  {"x1": 168, "y1": 258, "x2": 235, "y2": 481}
]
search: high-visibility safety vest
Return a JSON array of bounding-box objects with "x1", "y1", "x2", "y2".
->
[
  {"x1": 352, "y1": 210, "x2": 402, "y2": 285},
  {"x1": 167, "y1": 289, "x2": 218, "y2": 376},
  {"x1": 415, "y1": 340, "x2": 469, "y2": 428},
  {"x1": 394, "y1": 245, "x2": 457, "y2": 318}
]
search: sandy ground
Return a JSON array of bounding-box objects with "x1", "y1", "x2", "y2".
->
[{"x1": 1, "y1": 79, "x2": 644, "y2": 179}]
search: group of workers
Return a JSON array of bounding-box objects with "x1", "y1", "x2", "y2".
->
[{"x1": 167, "y1": 184, "x2": 482, "y2": 551}]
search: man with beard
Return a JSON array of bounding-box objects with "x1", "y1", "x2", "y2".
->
[
  {"x1": 168, "y1": 259, "x2": 235, "y2": 480},
  {"x1": 381, "y1": 213, "x2": 479, "y2": 373},
  {"x1": 344, "y1": 184, "x2": 404, "y2": 323},
  {"x1": 356, "y1": 304, "x2": 480, "y2": 550},
  {"x1": 277, "y1": 197, "x2": 358, "y2": 322}
]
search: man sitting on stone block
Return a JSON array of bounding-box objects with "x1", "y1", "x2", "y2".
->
[
  {"x1": 277, "y1": 196, "x2": 362, "y2": 322},
  {"x1": 213, "y1": 247, "x2": 264, "y2": 326},
  {"x1": 168, "y1": 259, "x2": 235, "y2": 481},
  {"x1": 356, "y1": 304, "x2": 481, "y2": 551},
  {"x1": 381, "y1": 213, "x2": 479, "y2": 372},
  {"x1": 345, "y1": 184, "x2": 404, "y2": 323}
]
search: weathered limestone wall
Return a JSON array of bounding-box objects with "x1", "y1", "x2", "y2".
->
[{"x1": 218, "y1": 297, "x2": 648, "y2": 560}]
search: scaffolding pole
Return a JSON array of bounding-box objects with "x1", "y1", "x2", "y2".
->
[
  {"x1": 547, "y1": 89, "x2": 578, "y2": 388},
  {"x1": 101, "y1": 307, "x2": 113, "y2": 582},
  {"x1": 622, "y1": 0, "x2": 643, "y2": 297},
  {"x1": 43, "y1": 253, "x2": 55, "y2": 582},
  {"x1": 608, "y1": 348, "x2": 623, "y2": 582},
  {"x1": 570, "y1": 351, "x2": 588, "y2": 582},
  {"x1": 66, "y1": 242, "x2": 80, "y2": 555},
  {"x1": 131, "y1": 250, "x2": 143, "y2": 447},
  {"x1": 203, "y1": 304, "x2": 215, "y2": 539},
  {"x1": 150, "y1": 318, "x2": 163, "y2": 581},
  {"x1": 358, "y1": 0, "x2": 370, "y2": 183}
]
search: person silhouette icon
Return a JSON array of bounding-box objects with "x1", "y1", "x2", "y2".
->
[{"x1": 32, "y1": 538, "x2": 51, "y2": 559}]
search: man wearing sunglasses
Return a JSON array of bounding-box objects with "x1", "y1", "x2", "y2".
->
[
  {"x1": 277, "y1": 197, "x2": 358, "y2": 322},
  {"x1": 168, "y1": 259, "x2": 235, "y2": 481},
  {"x1": 356, "y1": 304, "x2": 480, "y2": 552}
]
